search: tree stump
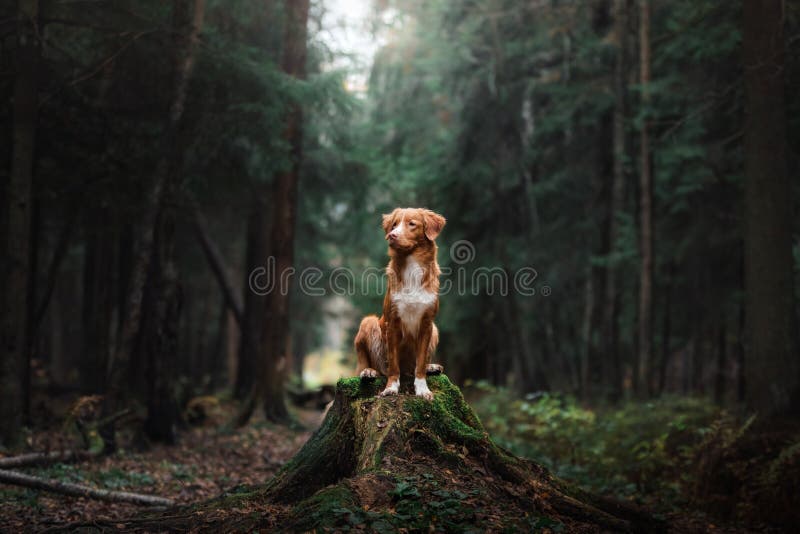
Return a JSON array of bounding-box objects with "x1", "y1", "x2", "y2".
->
[{"x1": 82, "y1": 375, "x2": 664, "y2": 532}]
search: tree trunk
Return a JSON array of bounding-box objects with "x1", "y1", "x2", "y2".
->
[
  {"x1": 80, "y1": 203, "x2": 114, "y2": 394},
  {"x1": 144, "y1": 236, "x2": 183, "y2": 444},
  {"x1": 1, "y1": 0, "x2": 38, "y2": 448},
  {"x1": 580, "y1": 268, "x2": 594, "y2": 399},
  {"x1": 636, "y1": 0, "x2": 654, "y2": 398},
  {"x1": 208, "y1": 298, "x2": 229, "y2": 391},
  {"x1": 658, "y1": 261, "x2": 674, "y2": 395},
  {"x1": 714, "y1": 320, "x2": 727, "y2": 405},
  {"x1": 234, "y1": 195, "x2": 270, "y2": 400},
  {"x1": 604, "y1": 0, "x2": 631, "y2": 401},
  {"x1": 742, "y1": 0, "x2": 798, "y2": 415},
  {"x1": 583, "y1": 0, "x2": 612, "y2": 402},
  {"x1": 101, "y1": 0, "x2": 206, "y2": 450},
  {"x1": 143, "y1": 0, "x2": 206, "y2": 444},
  {"x1": 239, "y1": 0, "x2": 310, "y2": 425}
]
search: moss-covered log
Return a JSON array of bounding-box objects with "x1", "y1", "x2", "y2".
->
[{"x1": 64, "y1": 376, "x2": 664, "y2": 532}]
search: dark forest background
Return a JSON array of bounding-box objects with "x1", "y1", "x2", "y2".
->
[{"x1": 1, "y1": 0, "x2": 799, "y2": 529}]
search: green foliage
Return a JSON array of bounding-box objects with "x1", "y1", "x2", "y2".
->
[{"x1": 471, "y1": 384, "x2": 720, "y2": 505}]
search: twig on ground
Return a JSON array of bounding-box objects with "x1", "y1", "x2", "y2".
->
[{"x1": 0, "y1": 469, "x2": 174, "y2": 507}]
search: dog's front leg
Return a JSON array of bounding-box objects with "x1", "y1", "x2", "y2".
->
[
  {"x1": 413, "y1": 320, "x2": 434, "y2": 401},
  {"x1": 379, "y1": 321, "x2": 401, "y2": 397}
]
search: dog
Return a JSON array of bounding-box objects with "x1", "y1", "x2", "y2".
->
[{"x1": 354, "y1": 208, "x2": 446, "y2": 400}]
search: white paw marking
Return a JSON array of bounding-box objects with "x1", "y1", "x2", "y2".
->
[
  {"x1": 414, "y1": 377, "x2": 433, "y2": 401},
  {"x1": 379, "y1": 380, "x2": 399, "y2": 397},
  {"x1": 360, "y1": 368, "x2": 378, "y2": 379},
  {"x1": 426, "y1": 364, "x2": 443, "y2": 375}
]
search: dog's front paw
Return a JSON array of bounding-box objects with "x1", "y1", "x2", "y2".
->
[
  {"x1": 426, "y1": 363, "x2": 444, "y2": 376},
  {"x1": 359, "y1": 368, "x2": 378, "y2": 380},
  {"x1": 379, "y1": 380, "x2": 399, "y2": 397},
  {"x1": 414, "y1": 377, "x2": 434, "y2": 401},
  {"x1": 416, "y1": 390, "x2": 433, "y2": 401}
]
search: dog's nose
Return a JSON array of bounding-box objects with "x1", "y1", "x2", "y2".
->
[{"x1": 388, "y1": 233, "x2": 397, "y2": 241}]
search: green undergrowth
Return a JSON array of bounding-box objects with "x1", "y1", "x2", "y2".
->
[{"x1": 468, "y1": 381, "x2": 800, "y2": 526}]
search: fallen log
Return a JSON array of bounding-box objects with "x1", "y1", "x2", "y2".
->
[
  {"x1": 0, "y1": 450, "x2": 98, "y2": 469},
  {"x1": 0, "y1": 469, "x2": 174, "y2": 507}
]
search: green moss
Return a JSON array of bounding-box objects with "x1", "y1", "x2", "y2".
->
[
  {"x1": 284, "y1": 485, "x2": 359, "y2": 531},
  {"x1": 405, "y1": 375, "x2": 486, "y2": 443},
  {"x1": 336, "y1": 376, "x2": 387, "y2": 399}
]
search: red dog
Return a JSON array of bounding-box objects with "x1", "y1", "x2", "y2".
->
[{"x1": 354, "y1": 208, "x2": 446, "y2": 400}]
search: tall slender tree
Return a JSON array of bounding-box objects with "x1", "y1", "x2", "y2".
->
[
  {"x1": 261, "y1": 0, "x2": 309, "y2": 422},
  {"x1": 604, "y1": 0, "x2": 631, "y2": 400},
  {"x1": 1, "y1": 0, "x2": 38, "y2": 448},
  {"x1": 637, "y1": 0, "x2": 654, "y2": 397},
  {"x1": 742, "y1": 0, "x2": 798, "y2": 415},
  {"x1": 237, "y1": 0, "x2": 309, "y2": 425}
]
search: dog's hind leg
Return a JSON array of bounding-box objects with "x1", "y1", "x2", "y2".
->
[
  {"x1": 354, "y1": 315, "x2": 385, "y2": 380},
  {"x1": 426, "y1": 323, "x2": 444, "y2": 376}
]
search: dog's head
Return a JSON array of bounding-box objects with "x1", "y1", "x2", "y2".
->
[{"x1": 382, "y1": 208, "x2": 446, "y2": 252}]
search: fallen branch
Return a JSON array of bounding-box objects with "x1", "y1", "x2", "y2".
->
[
  {"x1": 0, "y1": 450, "x2": 99, "y2": 469},
  {"x1": 0, "y1": 469, "x2": 174, "y2": 507}
]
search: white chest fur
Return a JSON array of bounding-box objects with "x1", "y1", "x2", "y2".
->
[{"x1": 391, "y1": 258, "x2": 436, "y2": 338}]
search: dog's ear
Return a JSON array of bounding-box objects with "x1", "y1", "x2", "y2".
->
[
  {"x1": 382, "y1": 208, "x2": 400, "y2": 234},
  {"x1": 422, "y1": 210, "x2": 446, "y2": 241}
]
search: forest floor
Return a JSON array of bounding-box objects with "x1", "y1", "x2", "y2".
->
[
  {"x1": 0, "y1": 388, "x2": 787, "y2": 533},
  {"x1": 0, "y1": 393, "x2": 323, "y2": 532}
]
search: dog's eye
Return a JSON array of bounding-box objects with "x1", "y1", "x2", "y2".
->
[
  {"x1": 392, "y1": 222, "x2": 397, "y2": 228},
  {"x1": 408, "y1": 221, "x2": 416, "y2": 227}
]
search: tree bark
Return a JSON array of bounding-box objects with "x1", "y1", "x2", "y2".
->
[
  {"x1": 658, "y1": 261, "x2": 674, "y2": 395},
  {"x1": 604, "y1": 0, "x2": 631, "y2": 401},
  {"x1": 101, "y1": 0, "x2": 206, "y2": 450},
  {"x1": 234, "y1": 195, "x2": 269, "y2": 400},
  {"x1": 742, "y1": 0, "x2": 798, "y2": 415},
  {"x1": 636, "y1": 0, "x2": 654, "y2": 398},
  {"x1": 239, "y1": 0, "x2": 310, "y2": 425},
  {"x1": 80, "y1": 203, "x2": 114, "y2": 394},
  {"x1": 714, "y1": 320, "x2": 727, "y2": 404},
  {"x1": 1, "y1": 0, "x2": 38, "y2": 449},
  {"x1": 584, "y1": 0, "x2": 613, "y2": 401},
  {"x1": 144, "y1": 0, "x2": 206, "y2": 444}
]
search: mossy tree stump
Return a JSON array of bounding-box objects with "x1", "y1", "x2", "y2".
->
[{"x1": 91, "y1": 376, "x2": 663, "y2": 532}]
